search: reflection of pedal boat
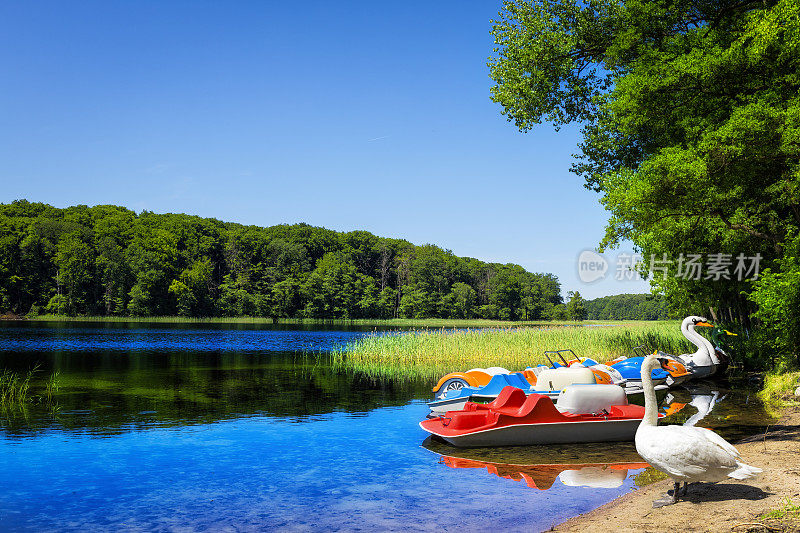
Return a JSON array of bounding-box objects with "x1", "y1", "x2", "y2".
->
[
  {"x1": 438, "y1": 455, "x2": 649, "y2": 490},
  {"x1": 421, "y1": 385, "x2": 662, "y2": 448}
]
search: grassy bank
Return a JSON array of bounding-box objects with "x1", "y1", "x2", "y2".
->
[
  {"x1": 758, "y1": 370, "x2": 800, "y2": 416},
  {"x1": 11, "y1": 314, "x2": 633, "y2": 328},
  {"x1": 332, "y1": 321, "x2": 691, "y2": 380}
]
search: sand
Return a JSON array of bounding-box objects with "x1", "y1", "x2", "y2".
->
[{"x1": 553, "y1": 405, "x2": 800, "y2": 533}]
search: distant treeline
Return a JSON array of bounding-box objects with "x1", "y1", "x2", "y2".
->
[
  {"x1": 0, "y1": 201, "x2": 565, "y2": 320},
  {"x1": 584, "y1": 293, "x2": 670, "y2": 321}
]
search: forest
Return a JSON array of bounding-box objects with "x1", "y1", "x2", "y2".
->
[
  {"x1": 0, "y1": 200, "x2": 565, "y2": 320},
  {"x1": 584, "y1": 294, "x2": 670, "y2": 321}
]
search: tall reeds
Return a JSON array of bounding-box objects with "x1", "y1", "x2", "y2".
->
[
  {"x1": 0, "y1": 366, "x2": 36, "y2": 405},
  {"x1": 332, "y1": 322, "x2": 692, "y2": 380},
  {"x1": 0, "y1": 365, "x2": 60, "y2": 409}
]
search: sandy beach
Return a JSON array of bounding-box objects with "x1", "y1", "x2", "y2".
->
[{"x1": 554, "y1": 405, "x2": 800, "y2": 532}]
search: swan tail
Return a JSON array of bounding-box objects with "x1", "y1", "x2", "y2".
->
[{"x1": 728, "y1": 462, "x2": 762, "y2": 480}]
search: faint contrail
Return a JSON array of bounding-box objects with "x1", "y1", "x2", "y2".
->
[{"x1": 367, "y1": 136, "x2": 388, "y2": 142}]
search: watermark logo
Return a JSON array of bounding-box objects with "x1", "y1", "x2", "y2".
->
[
  {"x1": 576, "y1": 250, "x2": 763, "y2": 283},
  {"x1": 577, "y1": 250, "x2": 609, "y2": 283}
]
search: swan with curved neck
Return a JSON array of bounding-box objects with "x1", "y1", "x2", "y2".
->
[
  {"x1": 636, "y1": 354, "x2": 761, "y2": 506},
  {"x1": 677, "y1": 316, "x2": 718, "y2": 376}
]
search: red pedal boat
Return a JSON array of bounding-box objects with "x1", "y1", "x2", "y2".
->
[{"x1": 420, "y1": 385, "x2": 656, "y2": 448}]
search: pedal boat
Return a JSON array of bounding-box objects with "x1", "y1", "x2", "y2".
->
[
  {"x1": 430, "y1": 352, "x2": 619, "y2": 401},
  {"x1": 427, "y1": 366, "x2": 599, "y2": 415},
  {"x1": 421, "y1": 385, "x2": 659, "y2": 448}
]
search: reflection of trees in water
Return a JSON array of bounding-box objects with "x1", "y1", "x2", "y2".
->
[{"x1": 0, "y1": 350, "x2": 429, "y2": 437}]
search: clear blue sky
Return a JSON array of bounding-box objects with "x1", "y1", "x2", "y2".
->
[{"x1": 0, "y1": 0, "x2": 648, "y2": 298}]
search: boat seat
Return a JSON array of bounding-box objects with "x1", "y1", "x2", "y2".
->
[
  {"x1": 482, "y1": 386, "x2": 528, "y2": 411},
  {"x1": 445, "y1": 411, "x2": 493, "y2": 430},
  {"x1": 496, "y1": 393, "x2": 567, "y2": 422}
]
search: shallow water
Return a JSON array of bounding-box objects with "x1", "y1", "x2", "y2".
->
[{"x1": 0, "y1": 321, "x2": 774, "y2": 532}]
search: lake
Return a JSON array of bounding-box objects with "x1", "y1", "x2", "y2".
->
[{"x1": 0, "y1": 322, "x2": 773, "y2": 532}]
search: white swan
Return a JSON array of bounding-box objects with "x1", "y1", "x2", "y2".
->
[
  {"x1": 676, "y1": 316, "x2": 718, "y2": 378},
  {"x1": 635, "y1": 354, "x2": 761, "y2": 506}
]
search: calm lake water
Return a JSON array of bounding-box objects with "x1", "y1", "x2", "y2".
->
[{"x1": 0, "y1": 321, "x2": 774, "y2": 532}]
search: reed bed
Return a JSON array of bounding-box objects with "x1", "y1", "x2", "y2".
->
[{"x1": 332, "y1": 322, "x2": 691, "y2": 381}]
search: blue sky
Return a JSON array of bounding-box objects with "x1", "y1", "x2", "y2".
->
[{"x1": 0, "y1": 1, "x2": 648, "y2": 298}]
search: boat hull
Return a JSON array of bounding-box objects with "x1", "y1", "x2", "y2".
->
[{"x1": 421, "y1": 418, "x2": 643, "y2": 448}]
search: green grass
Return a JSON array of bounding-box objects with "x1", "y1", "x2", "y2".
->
[
  {"x1": 758, "y1": 370, "x2": 800, "y2": 416},
  {"x1": 633, "y1": 467, "x2": 669, "y2": 487},
  {"x1": 759, "y1": 498, "x2": 800, "y2": 520},
  {"x1": 332, "y1": 321, "x2": 691, "y2": 380}
]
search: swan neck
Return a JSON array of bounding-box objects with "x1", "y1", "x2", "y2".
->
[
  {"x1": 684, "y1": 325, "x2": 714, "y2": 366},
  {"x1": 641, "y1": 365, "x2": 659, "y2": 427}
]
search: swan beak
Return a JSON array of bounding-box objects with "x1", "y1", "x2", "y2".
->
[
  {"x1": 724, "y1": 330, "x2": 738, "y2": 336},
  {"x1": 695, "y1": 321, "x2": 714, "y2": 327},
  {"x1": 656, "y1": 357, "x2": 672, "y2": 369}
]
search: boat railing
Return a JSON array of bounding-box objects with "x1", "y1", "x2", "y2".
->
[{"x1": 543, "y1": 349, "x2": 579, "y2": 367}]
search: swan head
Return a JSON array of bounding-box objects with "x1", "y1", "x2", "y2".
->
[{"x1": 683, "y1": 316, "x2": 714, "y2": 330}]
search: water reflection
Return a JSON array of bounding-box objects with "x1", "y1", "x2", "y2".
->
[
  {"x1": 0, "y1": 322, "x2": 429, "y2": 436},
  {"x1": 0, "y1": 350, "x2": 428, "y2": 436},
  {"x1": 682, "y1": 383, "x2": 726, "y2": 427},
  {"x1": 424, "y1": 438, "x2": 649, "y2": 491},
  {"x1": 0, "y1": 322, "x2": 779, "y2": 532}
]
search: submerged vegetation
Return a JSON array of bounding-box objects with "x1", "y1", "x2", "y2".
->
[{"x1": 333, "y1": 322, "x2": 691, "y2": 380}]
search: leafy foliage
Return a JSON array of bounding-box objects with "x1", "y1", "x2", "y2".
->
[
  {"x1": 0, "y1": 201, "x2": 563, "y2": 320},
  {"x1": 585, "y1": 293, "x2": 670, "y2": 320},
  {"x1": 490, "y1": 0, "x2": 800, "y2": 365}
]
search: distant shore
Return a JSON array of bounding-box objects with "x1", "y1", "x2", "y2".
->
[{"x1": 2, "y1": 314, "x2": 656, "y2": 328}]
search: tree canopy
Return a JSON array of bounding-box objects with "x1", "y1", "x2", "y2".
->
[
  {"x1": 490, "y1": 0, "x2": 800, "y2": 365},
  {"x1": 0, "y1": 201, "x2": 563, "y2": 320},
  {"x1": 585, "y1": 293, "x2": 670, "y2": 320}
]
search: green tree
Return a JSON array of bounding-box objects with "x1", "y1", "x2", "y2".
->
[
  {"x1": 302, "y1": 252, "x2": 358, "y2": 318},
  {"x1": 443, "y1": 282, "x2": 477, "y2": 319},
  {"x1": 490, "y1": 0, "x2": 800, "y2": 363},
  {"x1": 566, "y1": 290, "x2": 587, "y2": 321}
]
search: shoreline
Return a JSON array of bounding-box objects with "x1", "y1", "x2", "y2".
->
[
  {"x1": 0, "y1": 315, "x2": 656, "y2": 328},
  {"x1": 553, "y1": 404, "x2": 800, "y2": 532}
]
